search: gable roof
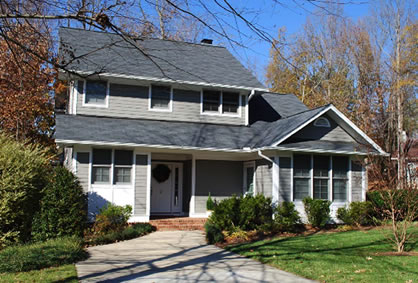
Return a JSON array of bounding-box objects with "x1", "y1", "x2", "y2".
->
[{"x1": 59, "y1": 27, "x2": 266, "y2": 90}]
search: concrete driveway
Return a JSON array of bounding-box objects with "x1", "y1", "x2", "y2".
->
[{"x1": 76, "y1": 231, "x2": 315, "y2": 282}]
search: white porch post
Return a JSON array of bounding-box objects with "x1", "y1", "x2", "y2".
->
[
  {"x1": 272, "y1": 156, "x2": 279, "y2": 204},
  {"x1": 190, "y1": 154, "x2": 196, "y2": 215},
  {"x1": 146, "y1": 152, "x2": 151, "y2": 218}
]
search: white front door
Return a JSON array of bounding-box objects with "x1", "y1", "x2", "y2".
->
[{"x1": 151, "y1": 163, "x2": 183, "y2": 214}]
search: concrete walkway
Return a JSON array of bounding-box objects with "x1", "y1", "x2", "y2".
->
[{"x1": 76, "y1": 231, "x2": 315, "y2": 282}]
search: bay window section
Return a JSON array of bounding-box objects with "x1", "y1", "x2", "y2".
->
[
  {"x1": 114, "y1": 150, "x2": 133, "y2": 184},
  {"x1": 92, "y1": 149, "x2": 111, "y2": 184},
  {"x1": 202, "y1": 90, "x2": 220, "y2": 112},
  {"x1": 293, "y1": 155, "x2": 311, "y2": 200},
  {"x1": 313, "y1": 156, "x2": 329, "y2": 200},
  {"x1": 333, "y1": 156, "x2": 348, "y2": 201}
]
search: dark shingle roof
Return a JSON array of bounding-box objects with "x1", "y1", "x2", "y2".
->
[
  {"x1": 59, "y1": 27, "x2": 265, "y2": 89},
  {"x1": 55, "y1": 106, "x2": 327, "y2": 150}
]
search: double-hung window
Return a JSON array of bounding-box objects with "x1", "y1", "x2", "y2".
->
[
  {"x1": 92, "y1": 149, "x2": 112, "y2": 184},
  {"x1": 313, "y1": 156, "x2": 329, "y2": 200},
  {"x1": 150, "y1": 85, "x2": 171, "y2": 110},
  {"x1": 82, "y1": 80, "x2": 108, "y2": 106},
  {"x1": 114, "y1": 150, "x2": 133, "y2": 184},
  {"x1": 293, "y1": 155, "x2": 311, "y2": 200},
  {"x1": 332, "y1": 156, "x2": 348, "y2": 201},
  {"x1": 202, "y1": 90, "x2": 240, "y2": 115}
]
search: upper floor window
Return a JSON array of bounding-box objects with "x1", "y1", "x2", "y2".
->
[
  {"x1": 150, "y1": 85, "x2": 172, "y2": 111},
  {"x1": 81, "y1": 80, "x2": 108, "y2": 107},
  {"x1": 202, "y1": 90, "x2": 240, "y2": 115}
]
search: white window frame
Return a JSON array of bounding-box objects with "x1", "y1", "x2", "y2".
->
[
  {"x1": 313, "y1": 117, "x2": 331, "y2": 128},
  {"x1": 243, "y1": 161, "x2": 256, "y2": 195},
  {"x1": 148, "y1": 84, "x2": 173, "y2": 112},
  {"x1": 81, "y1": 80, "x2": 110, "y2": 108},
  {"x1": 200, "y1": 89, "x2": 242, "y2": 117}
]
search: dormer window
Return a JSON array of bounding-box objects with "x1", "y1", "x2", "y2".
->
[
  {"x1": 81, "y1": 80, "x2": 109, "y2": 107},
  {"x1": 202, "y1": 90, "x2": 240, "y2": 115},
  {"x1": 314, "y1": 117, "x2": 331, "y2": 128},
  {"x1": 149, "y1": 85, "x2": 172, "y2": 111}
]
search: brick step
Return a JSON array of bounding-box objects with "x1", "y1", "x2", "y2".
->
[{"x1": 149, "y1": 217, "x2": 206, "y2": 231}]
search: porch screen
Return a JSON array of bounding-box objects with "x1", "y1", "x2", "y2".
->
[
  {"x1": 333, "y1": 156, "x2": 348, "y2": 201},
  {"x1": 92, "y1": 149, "x2": 111, "y2": 184},
  {"x1": 293, "y1": 155, "x2": 310, "y2": 200}
]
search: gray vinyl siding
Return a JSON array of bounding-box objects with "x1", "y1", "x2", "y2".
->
[
  {"x1": 76, "y1": 82, "x2": 246, "y2": 125},
  {"x1": 195, "y1": 160, "x2": 243, "y2": 213},
  {"x1": 351, "y1": 160, "x2": 363, "y2": 202},
  {"x1": 76, "y1": 152, "x2": 89, "y2": 193},
  {"x1": 255, "y1": 159, "x2": 272, "y2": 198},
  {"x1": 134, "y1": 155, "x2": 148, "y2": 216},
  {"x1": 279, "y1": 157, "x2": 292, "y2": 202},
  {"x1": 291, "y1": 114, "x2": 356, "y2": 143}
]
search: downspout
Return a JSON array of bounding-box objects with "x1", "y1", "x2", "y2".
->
[
  {"x1": 257, "y1": 149, "x2": 273, "y2": 164},
  {"x1": 248, "y1": 89, "x2": 256, "y2": 101}
]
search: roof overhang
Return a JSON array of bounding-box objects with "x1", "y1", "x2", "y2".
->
[{"x1": 58, "y1": 70, "x2": 269, "y2": 92}]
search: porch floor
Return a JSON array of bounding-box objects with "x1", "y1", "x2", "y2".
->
[{"x1": 149, "y1": 216, "x2": 206, "y2": 231}]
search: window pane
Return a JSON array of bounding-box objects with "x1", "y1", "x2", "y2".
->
[
  {"x1": 333, "y1": 179, "x2": 347, "y2": 201},
  {"x1": 314, "y1": 156, "x2": 329, "y2": 177},
  {"x1": 294, "y1": 178, "x2": 310, "y2": 200},
  {"x1": 333, "y1": 156, "x2": 348, "y2": 178},
  {"x1": 294, "y1": 155, "x2": 311, "y2": 177},
  {"x1": 93, "y1": 166, "x2": 110, "y2": 183},
  {"x1": 151, "y1": 85, "x2": 171, "y2": 108},
  {"x1": 222, "y1": 92, "x2": 239, "y2": 113},
  {"x1": 93, "y1": 149, "x2": 112, "y2": 165},
  {"x1": 114, "y1": 150, "x2": 133, "y2": 166},
  {"x1": 314, "y1": 179, "x2": 328, "y2": 199},
  {"x1": 203, "y1": 90, "x2": 220, "y2": 112},
  {"x1": 85, "y1": 81, "x2": 107, "y2": 104},
  {"x1": 245, "y1": 166, "x2": 254, "y2": 194},
  {"x1": 114, "y1": 167, "x2": 131, "y2": 183}
]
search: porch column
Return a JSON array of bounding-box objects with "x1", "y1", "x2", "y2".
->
[{"x1": 189, "y1": 154, "x2": 196, "y2": 215}]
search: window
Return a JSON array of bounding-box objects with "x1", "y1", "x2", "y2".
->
[
  {"x1": 83, "y1": 80, "x2": 108, "y2": 106},
  {"x1": 114, "y1": 150, "x2": 133, "y2": 184},
  {"x1": 222, "y1": 92, "x2": 239, "y2": 114},
  {"x1": 202, "y1": 90, "x2": 220, "y2": 112},
  {"x1": 202, "y1": 90, "x2": 240, "y2": 115},
  {"x1": 150, "y1": 85, "x2": 171, "y2": 110},
  {"x1": 313, "y1": 156, "x2": 329, "y2": 200},
  {"x1": 333, "y1": 156, "x2": 348, "y2": 201},
  {"x1": 92, "y1": 149, "x2": 111, "y2": 184},
  {"x1": 314, "y1": 117, "x2": 331, "y2": 128},
  {"x1": 243, "y1": 162, "x2": 255, "y2": 195},
  {"x1": 293, "y1": 155, "x2": 311, "y2": 200}
]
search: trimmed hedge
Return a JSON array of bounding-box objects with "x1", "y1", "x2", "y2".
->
[
  {"x1": 337, "y1": 201, "x2": 374, "y2": 226},
  {"x1": 32, "y1": 166, "x2": 88, "y2": 241},
  {"x1": 0, "y1": 236, "x2": 86, "y2": 273},
  {"x1": 303, "y1": 197, "x2": 331, "y2": 228},
  {"x1": 87, "y1": 223, "x2": 154, "y2": 246},
  {"x1": 92, "y1": 204, "x2": 132, "y2": 235}
]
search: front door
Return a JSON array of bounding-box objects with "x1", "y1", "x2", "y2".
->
[{"x1": 151, "y1": 163, "x2": 183, "y2": 214}]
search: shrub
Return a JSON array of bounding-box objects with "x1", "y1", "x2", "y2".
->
[
  {"x1": 274, "y1": 201, "x2": 301, "y2": 232},
  {"x1": 32, "y1": 166, "x2": 88, "y2": 241},
  {"x1": 206, "y1": 193, "x2": 216, "y2": 211},
  {"x1": 0, "y1": 134, "x2": 50, "y2": 247},
  {"x1": 204, "y1": 222, "x2": 224, "y2": 244},
  {"x1": 336, "y1": 207, "x2": 351, "y2": 224},
  {"x1": 87, "y1": 223, "x2": 153, "y2": 246},
  {"x1": 367, "y1": 190, "x2": 418, "y2": 221},
  {"x1": 208, "y1": 194, "x2": 273, "y2": 232},
  {"x1": 92, "y1": 204, "x2": 132, "y2": 235},
  {"x1": 239, "y1": 194, "x2": 273, "y2": 230},
  {"x1": 0, "y1": 236, "x2": 86, "y2": 273},
  {"x1": 303, "y1": 197, "x2": 331, "y2": 228}
]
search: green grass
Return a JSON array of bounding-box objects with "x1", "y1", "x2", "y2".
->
[
  {"x1": 0, "y1": 264, "x2": 77, "y2": 283},
  {"x1": 227, "y1": 228, "x2": 418, "y2": 282}
]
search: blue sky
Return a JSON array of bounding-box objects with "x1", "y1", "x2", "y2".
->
[{"x1": 216, "y1": 0, "x2": 371, "y2": 83}]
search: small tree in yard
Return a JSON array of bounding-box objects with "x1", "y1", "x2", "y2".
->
[{"x1": 368, "y1": 141, "x2": 418, "y2": 253}]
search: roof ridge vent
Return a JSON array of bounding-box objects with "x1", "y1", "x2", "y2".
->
[{"x1": 200, "y1": 38, "x2": 213, "y2": 45}]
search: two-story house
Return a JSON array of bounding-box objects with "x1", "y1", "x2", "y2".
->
[{"x1": 56, "y1": 27, "x2": 386, "y2": 222}]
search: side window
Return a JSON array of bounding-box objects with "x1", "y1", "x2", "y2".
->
[
  {"x1": 293, "y1": 155, "x2": 311, "y2": 200},
  {"x1": 114, "y1": 150, "x2": 133, "y2": 184},
  {"x1": 92, "y1": 149, "x2": 111, "y2": 184},
  {"x1": 82, "y1": 80, "x2": 108, "y2": 106},
  {"x1": 313, "y1": 156, "x2": 329, "y2": 200},
  {"x1": 202, "y1": 90, "x2": 220, "y2": 112},
  {"x1": 333, "y1": 156, "x2": 348, "y2": 201},
  {"x1": 150, "y1": 85, "x2": 171, "y2": 110},
  {"x1": 222, "y1": 92, "x2": 239, "y2": 114}
]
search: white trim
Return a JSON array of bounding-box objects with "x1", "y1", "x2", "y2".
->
[
  {"x1": 290, "y1": 154, "x2": 294, "y2": 201},
  {"x1": 146, "y1": 153, "x2": 151, "y2": 217},
  {"x1": 148, "y1": 84, "x2": 173, "y2": 112},
  {"x1": 310, "y1": 154, "x2": 314, "y2": 199},
  {"x1": 329, "y1": 156, "x2": 333, "y2": 201},
  {"x1": 245, "y1": 94, "x2": 249, "y2": 126},
  {"x1": 313, "y1": 117, "x2": 331, "y2": 128},
  {"x1": 128, "y1": 215, "x2": 150, "y2": 223},
  {"x1": 272, "y1": 156, "x2": 279, "y2": 204},
  {"x1": 361, "y1": 163, "x2": 366, "y2": 202},
  {"x1": 190, "y1": 154, "x2": 196, "y2": 215},
  {"x1": 72, "y1": 150, "x2": 77, "y2": 174},
  {"x1": 64, "y1": 70, "x2": 269, "y2": 92},
  {"x1": 81, "y1": 80, "x2": 110, "y2": 108},
  {"x1": 88, "y1": 148, "x2": 93, "y2": 192},
  {"x1": 348, "y1": 156, "x2": 352, "y2": 203}
]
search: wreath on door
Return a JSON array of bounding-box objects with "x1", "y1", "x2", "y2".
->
[{"x1": 152, "y1": 164, "x2": 171, "y2": 183}]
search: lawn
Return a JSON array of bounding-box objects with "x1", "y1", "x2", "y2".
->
[
  {"x1": 227, "y1": 227, "x2": 418, "y2": 282},
  {"x1": 0, "y1": 264, "x2": 78, "y2": 283}
]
